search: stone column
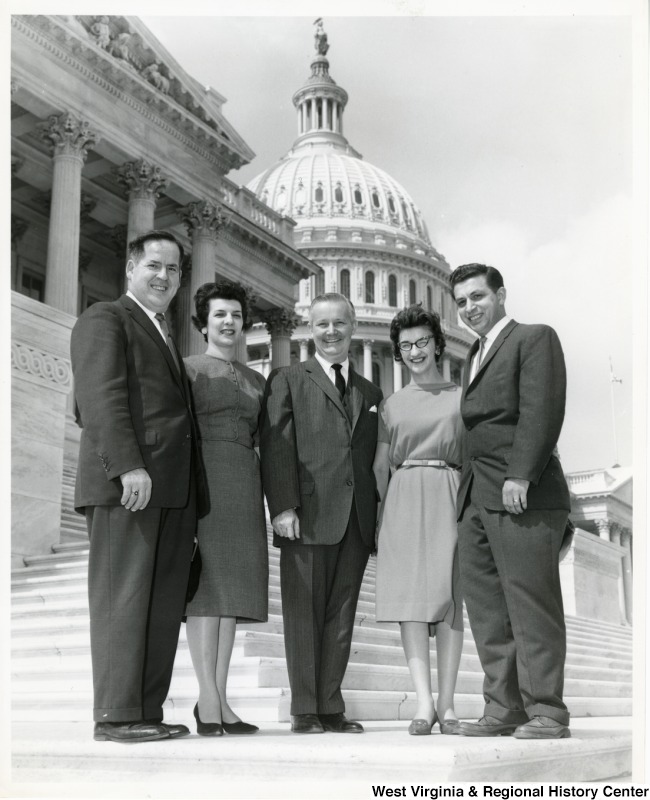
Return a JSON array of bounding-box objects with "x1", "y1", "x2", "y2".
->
[
  {"x1": 311, "y1": 98, "x2": 317, "y2": 130},
  {"x1": 299, "y1": 339, "x2": 310, "y2": 362},
  {"x1": 363, "y1": 339, "x2": 374, "y2": 380},
  {"x1": 263, "y1": 309, "x2": 299, "y2": 370},
  {"x1": 39, "y1": 112, "x2": 98, "y2": 316},
  {"x1": 620, "y1": 527, "x2": 633, "y2": 624},
  {"x1": 393, "y1": 359, "x2": 403, "y2": 393},
  {"x1": 178, "y1": 200, "x2": 230, "y2": 356},
  {"x1": 114, "y1": 159, "x2": 168, "y2": 251},
  {"x1": 594, "y1": 518, "x2": 612, "y2": 542},
  {"x1": 441, "y1": 354, "x2": 451, "y2": 381}
]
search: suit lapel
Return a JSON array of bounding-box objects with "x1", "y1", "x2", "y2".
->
[
  {"x1": 467, "y1": 319, "x2": 518, "y2": 388},
  {"x1": 463, "y1": 338, "x2": 480, "y2": 391},
  {"x1": 120, "y1": 296, "x2": 186, "y2": 396},
  {"x1": 348, "y1": 367, "x2": 364, "y2": 432},
  {"x1": 305, "y1": 358, "x2": 349, "y2": 422}
]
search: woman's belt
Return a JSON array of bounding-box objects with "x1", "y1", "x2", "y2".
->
[{"x1": 397, "y1": 459, "x2": 461, "y2": 471}]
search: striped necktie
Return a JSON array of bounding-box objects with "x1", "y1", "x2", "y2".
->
[{"x1": 155, "y1": 312, "x2": 181, "y2": 373}]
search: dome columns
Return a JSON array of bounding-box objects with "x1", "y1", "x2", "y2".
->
[{"x1": 363, "y1": 339, "x2": 374, "y2": 381}]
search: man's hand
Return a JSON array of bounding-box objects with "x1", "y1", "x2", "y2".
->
[
  {"x1": 502, "y1": 478, "x2": 530, "y2": 515},
  {"x1": 120, "y1": 468, "x2": 152, "y2": 512},
  {"x1": 272, "y1": 508, "x2": 300, "y2": 540}
]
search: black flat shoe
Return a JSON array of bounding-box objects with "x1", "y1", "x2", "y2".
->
[
  {"x1": 222, "y1": 720, "x2": 259, "y2": 735},
  {"x1": 438, "y1": 719, "x2": 461, "y2": 736},
  {"x1": 193, "y1": 702, "x2": 223, "y2": 736}
]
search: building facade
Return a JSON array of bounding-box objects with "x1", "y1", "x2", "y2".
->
[{"x1": 10, "y1": 14, "x2": 319, "y2": 567}]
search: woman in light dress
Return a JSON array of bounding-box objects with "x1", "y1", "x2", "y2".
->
[
  {"x1": 184, "y1": 281, "x2": 268, "y2": 736},
  {"x1": 373, "y1": 305, "x2": 464, "y2": 736}
]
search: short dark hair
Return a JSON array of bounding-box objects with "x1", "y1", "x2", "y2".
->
[
  {"x1": 127, "y1": 230, "x2": 184, "y2": 265},
  {"x1": 449, "y1": 263, "x2": 504, "y2": 294},
  {"x1": 192, "y1": 281, "x2": 252, "y2": 341},
  {"x1": 389, "y1": 304, "x2": 446, "y2": 364}
]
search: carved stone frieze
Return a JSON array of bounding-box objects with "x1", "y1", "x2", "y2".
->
[
  {"x1": 11, "y1": 215, "x2": 29, "y2": 245},
  {"x1": 79, "y1": 192, "x2": 97, "y2": 225},
  {"x1": 110, "y1": 224, "x2": 128, "y2": 257},
  {"x1": 38, "y1": 112, "x2": 98, "y2": 160},
  {"x1": 262, "y1": 308, "x2": 300, "y2": 337},
  {"x1": 179, "y1": 200, "x2": 231, "y2": 237},
  {"x1": 114, "y1": 159, "x2": 168, "y2": 200},
  {"x1": 11, "y1": 342, "x2": 72, "y2": 392}
]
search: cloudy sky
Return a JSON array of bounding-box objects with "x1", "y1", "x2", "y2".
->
[{"x1": 138, "y1": 4, "x2": 639, "y2": 474}]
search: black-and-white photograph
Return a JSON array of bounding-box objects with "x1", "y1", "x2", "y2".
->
[{"x1": 7, "y1": 1, "x2": 646, "y2": 796}]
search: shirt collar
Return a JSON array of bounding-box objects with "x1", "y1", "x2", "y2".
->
[
  {"x1": 314, "y1": 351, "x2": 350, "y2": 383},
  {"x1": 482, "y1": 315, "x2": 511, "y2": 348},
  {"x1": 126, "y1": 290, "x2": 159, "y2": 323}
]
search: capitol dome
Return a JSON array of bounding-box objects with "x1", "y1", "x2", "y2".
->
[
  {"x1": 245, "y1": 21, "x2": 472, "y2": 396},
  {"x1": 248, "y1": 151, "x2": 432, "y2": 248}
]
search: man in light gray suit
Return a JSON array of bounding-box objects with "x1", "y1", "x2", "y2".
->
[{"x1": 260, "y1": 293, "x2": 382, "y2": 734}]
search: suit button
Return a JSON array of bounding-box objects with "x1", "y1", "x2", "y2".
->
[
  {"x1": 186, "y1": 434, "x2": 191, "y2": 439},
  {"x1": 346, "y1": 480, "x2": 353, "y2": 486}
]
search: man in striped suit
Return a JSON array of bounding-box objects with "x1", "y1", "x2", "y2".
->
[{"x1": 260, "y1": 293, "x2": 382, "y2": 734}]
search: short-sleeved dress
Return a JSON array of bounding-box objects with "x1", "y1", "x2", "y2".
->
[
  {"x1": 375, "y1": 381, "x2": 464, "y2": 631},
  {"x1": 184, "y1": 354, "x2": 268, "y2": 623}
]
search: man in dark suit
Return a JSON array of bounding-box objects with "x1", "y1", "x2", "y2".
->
[
  {"x1": 71, "y1": 230, "x2": 204, "y2": 743},
  {"x1": 260, "y1": 293, "x2": 382, "y2": 734},
  {"x1": 450, "y1": 263, "x2": 571, "y2": 740}
]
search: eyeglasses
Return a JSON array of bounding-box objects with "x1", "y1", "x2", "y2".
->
[{"x1": 397, "y1": 335, "x2": 434, "y2": 352}]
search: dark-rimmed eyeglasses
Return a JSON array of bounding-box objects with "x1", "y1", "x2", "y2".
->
[{"x1": 397, "y1": 335, "x2": 434, "y2": 352}]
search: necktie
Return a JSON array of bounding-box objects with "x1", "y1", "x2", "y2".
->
[
  {"x1": 155, "y1": 312, "x2": 181, "y2": 373},
  {"x1": 332, "y1": 363, "x2": 346, "y2": 399},
  {"x1": 470, "y1": 336, "x2": 487, "y2": 382}
]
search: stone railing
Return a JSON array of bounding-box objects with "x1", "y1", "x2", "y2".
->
[{"x1": 11, "y1": 291, "x2": 76, "y2": 567}]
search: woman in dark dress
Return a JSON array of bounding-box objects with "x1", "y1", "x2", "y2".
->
[{"x1": 184, "y1": 281, "x2": 268, "y2": 736}]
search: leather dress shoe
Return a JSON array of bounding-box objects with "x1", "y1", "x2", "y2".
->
[
  {"x1": 291, "y1": 713, "x2": 324, "y2": 733},
  {"x1": 146, "y1": 721, "x2": 190, "y2": 739},
  {"x1": 319, "y1": 713, "x2": 364, "y2": 733},
  {"x1": 458, "y1": 715, "x2": 519, "y2": 737},
  {"x1": 513, "y1": 715, "x2": 571, "y2": 739},
  {"x1": 93, "y1": 721, "x2": 170, "y2": 743}
]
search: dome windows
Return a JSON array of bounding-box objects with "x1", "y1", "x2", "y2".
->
[
  {"x1": 340, "y1": 268, "x2": 351, "y2": 299},
  {"x1": 409, "y1": 279, "x2": 417, "y2": 305},
  {"x1": 388, "y1": 274, "x2": 398, "y2": 308},
  {"x1": 315, "y1": 184, "x2": 324, "y2": 203},
  {"x1": 276, "y1": 186, "x2": 287, "y2": 211},
  {"x1": 294, "y1": 179, "x2": 306, "y2": 212},
  {"x1": 334, "y1": 183, "x2": 344, "y2": 204},
  {"x1": 372, "y1": 189, "x2": 381, "y2": 208},
  {"x1": 426, "y1": 285, "x2": 433, "y2": 311},
  {"x1": 388, "y1": 195, "x2": 396, "y2": 215},
  {"x1": 365, "y1": 271, "x2": 375, "y2": 304},
  {"x1": 353, "y1": 185, "x2": 364, "y2": 206}
]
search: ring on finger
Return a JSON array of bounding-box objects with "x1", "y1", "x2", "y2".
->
[{"x1": 132, "y1": 490, "x2": 139, "y2": 496}]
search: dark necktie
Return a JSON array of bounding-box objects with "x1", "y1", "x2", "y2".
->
[
  {"x1": 155, "y1": 312, "x2": 181, "y2": 373},
  {"x1": 332, "y1": 362, "x2": 346, "y2": 399}
]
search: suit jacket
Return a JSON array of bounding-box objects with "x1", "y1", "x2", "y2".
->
[
  {"x1": 71, "y1": 295, "x2": 206, "y2": 513},
  {"x1": 457, "y1": 319, "x2": 571, "y2": 515},
  {"x1": 259, "y1": 358, "x2": 383, "y2": 549}
]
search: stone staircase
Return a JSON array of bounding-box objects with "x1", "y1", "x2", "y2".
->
[{"x1": 9, "y1": 467, "x2": 635, "y2": 783}]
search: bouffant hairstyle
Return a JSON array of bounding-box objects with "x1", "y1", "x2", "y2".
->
[
  {"x1": 448, "y1": 263, "x2": 504, "y2": 294},
  {"x1": 192, "y1": 281, "x2": 252, "y2": 342},
  {"x1": 389, "y1": 304, "x2": 446, "y2": 364}
]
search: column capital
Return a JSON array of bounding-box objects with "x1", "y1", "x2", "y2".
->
[
  {"x1": 179, "y1": 199, "x2": 231, "y2": 238},
  {"x1": 114, "y1": 158, "x2": 168, "y2": 201},
  {"x1": 363, "y1": 338, "x2": 375, "y2": 347},
  {"x1": 594, "y1": 518, "x2": 612, "y2": 540},
  {"x1": 262, "y1": 308, "x2": 300, "y2": 337},
  {"x1": 39, "y1": 112, "x2": 98, "y2": 160}
]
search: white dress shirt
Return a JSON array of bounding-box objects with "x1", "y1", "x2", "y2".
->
[
  {"x1": 126, "y1": 290, "x2": 167, "y2": 343},
  {"x1": 470, "y1": 315, "x2": 512, "y2": 380},
  {"x1": 314, "y1": 351, "x2": 350, "y2": 388}
]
